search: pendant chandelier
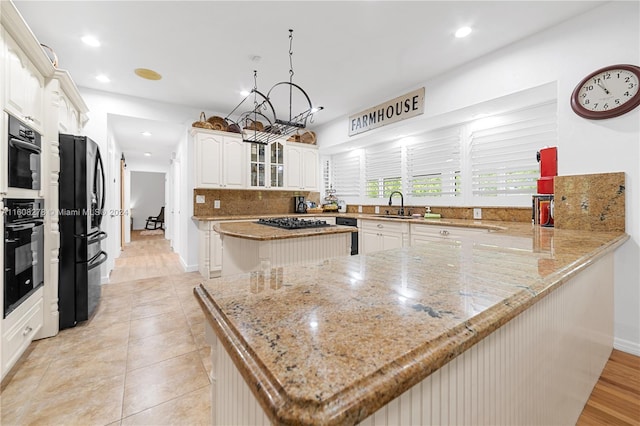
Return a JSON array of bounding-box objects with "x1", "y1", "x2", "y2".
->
[{"x1": 224, "y1": 29, "x2": 323, "y2": 144}]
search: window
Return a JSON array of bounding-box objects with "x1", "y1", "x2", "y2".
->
[
  {"x1": 331, "y1": 150, "x2": 361, "y2": 198},
  {"x1": 470, "y1": 102, "x2": 557, "y2": 197},
  {"x1": 365, "y1": 143, "x2": 402, "y2": 198},
  {"x1": 407, "y1": 127, "x2": 462, "y2": 198}
]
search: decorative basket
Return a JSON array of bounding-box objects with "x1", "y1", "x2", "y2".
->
[
  {"x1": 192, "y1": 112, "x2": 214, "y2": 130},
  {"x1": 307, "y1": 207, "x2": 324, "y2": 214},
  {"x1": 40, "y1": 43, "x2": 59, "y2": 68},
  {"x1": 227, "y1": 122, "x2": 242, "y2": 133},
  {"x1": 243, "y1": 118, "x2": 264, "y2": 132},
  {"x1": 300, "y1": 131, "x2": 317, "y2": 144},
  {"x1": 207, "y1": 116, "x2": 228, "y2": 131},
  {"x1": 287, "y1": 133, "x2": 302, "y2": 143}
]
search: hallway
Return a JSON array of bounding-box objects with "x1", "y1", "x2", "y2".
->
[{"x1": 1, "y1": 231, "x2": 211, "y2": 425}]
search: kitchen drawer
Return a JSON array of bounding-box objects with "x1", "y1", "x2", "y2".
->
[
  {"x1": 361, "y1": 219, "x2": 407, "y2": 234},
  {"x1": 2, "y1": 294, "x2": 43, "y2": 376},
  {"x1": 410, "y1": 224, "x2": 487, "y2": 245}
]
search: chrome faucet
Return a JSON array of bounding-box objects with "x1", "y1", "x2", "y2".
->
[{"x1": 388, "y1": 191, "x2": 404, "y2": 216}]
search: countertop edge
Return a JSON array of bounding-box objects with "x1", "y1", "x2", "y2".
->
[
  {"x1": 194, "y1": 233, "x2": 629, "y2": 425},
  {"x1": 193, "y1": 213, "x2": 508, "y2": 231},
  {"x1": 214, "y1": 223, "x2": 356, "y2": 241}
]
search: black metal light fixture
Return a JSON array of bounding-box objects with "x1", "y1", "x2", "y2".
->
[{"x1": 225, "y1": 29, "x2": 323, "y2": 144}]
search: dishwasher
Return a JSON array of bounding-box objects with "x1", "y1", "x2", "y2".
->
[{"x1": 336, "y1": 217, "x2": 358, "y2": 255}]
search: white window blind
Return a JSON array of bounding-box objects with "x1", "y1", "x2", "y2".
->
[
  {"x1": 331, "y1": 151, "x2": 361, "y2": 198},
  {"x1": 407, "y1": 127, "x2": 462, "y2": 197},
  {"x1": 470, "y1": 101, "x2": 557, "y2": 197},
  {"x1": 365, "y1": 144, "x2": 402, "y2": 198}
]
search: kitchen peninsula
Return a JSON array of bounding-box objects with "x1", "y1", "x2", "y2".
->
[
  {"x1": 214, "y1": 219, "x2": 355, "y2": 276},
  {"x1": 195, "y1": 222, "x2": 628, "y2": 425}
]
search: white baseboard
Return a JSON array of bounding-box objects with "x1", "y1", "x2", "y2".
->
[
  {"x1": 614, "y1": 337, "x2": 640, "y2": 356},
  {"x1": 179, "y1": 256, "x2": 199, "y2": 273}
]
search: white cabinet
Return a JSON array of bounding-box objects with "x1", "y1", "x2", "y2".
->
[
  {"x1": 3, "y1": 30, "x2": 44, "y2": 132},
  {"x1": 198, "y1": 221, "x2": 223, "y2": 279},
  {"x1": 194, "y1": 130, "x2": 247, "y2": 189},
  {"x1": 360, "y1": 220, "x2": 408, "y2": 254},
  {"x1": 410, "y1": 223, "x2": 487, "y2": 246},
  {"x1": 286, "y1": 142, "x2": 319, "y2": 190},
  {"x1": 249, "y1": 140, "x2": 285, "y2": 189},
  {"x1": 57, "y1": 89, "x2": 80, "y2": 134},
  {"x1": 2, "y1": 288, "x2": 43, "y2": 378}
]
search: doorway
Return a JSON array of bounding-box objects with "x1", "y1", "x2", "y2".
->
[{"x1": 130, "y1": 171, "x2": 166, "y2": 233}]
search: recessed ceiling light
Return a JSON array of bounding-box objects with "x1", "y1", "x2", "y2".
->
[
  {"x1": 81, "y1": 35, "x2": 101, "y2": 47},
  {"x1": 134, "y1": 68, "x2": 162, "y2": 80},
  {"x1": 455, "y1": 26, "x2": 472, "y2": 38},
  {"x1": 96, "y1": 74, "x2": 110, "y2": 83},
  {"x1": 144, "y1": 152, "x2": 152, "y2": 157},
  {"x1": 141, "y1": 131, "x2": 152, "y2": 137},
  {"x1": 240, "y1": 90, "x2": 250, "y2": 97}
]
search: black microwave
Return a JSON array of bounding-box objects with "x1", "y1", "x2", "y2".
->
[{"x1": 7, "y1": 114, "x2": 41, "y2": 190}]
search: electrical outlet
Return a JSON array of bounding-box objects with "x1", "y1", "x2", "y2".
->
[
  {"x1": 214, "y1": 200, "x2": 221, "y2": 209},
  {"x1": 374, "y1": 206, "x2": 380, "y2": 214},
  {"x1": 473, "y1": 208, "x2": 482, "y2": 219},
  {"x1": 195, "y1": 195, "x2": 205, "y2": 204},
  {"x1": 358, "y1": 205, "x2": 363, "y2": 213}
]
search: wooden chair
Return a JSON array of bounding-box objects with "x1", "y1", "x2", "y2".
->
[{"x1": 145, "y1": 206, "x2": 164, "y2": 230}]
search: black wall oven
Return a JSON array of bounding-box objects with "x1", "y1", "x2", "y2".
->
[
  {"x1": 3, "y1": 198, "x2": 45, "y2": 318},
  {"x1": 7, "y1": 114, "x2": 41, "y2": 190}
]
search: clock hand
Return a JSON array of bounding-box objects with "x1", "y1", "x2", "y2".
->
[{"x1": 597, "y1": 82, "x2": 610, "y2": 95}]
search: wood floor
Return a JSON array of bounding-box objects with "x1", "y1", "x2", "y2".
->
[{"x1": 577, "y1": 349, "x2": 640, "y2": 425}]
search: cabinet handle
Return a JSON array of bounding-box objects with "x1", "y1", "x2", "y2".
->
[
  {"x1": 23, "y1": 326, "x2": 33, "y2": 336},
  {"x1": 24, "y1": 116, "x2": 34, "y2": 122},
  {"x1": 440, "y1": 230, "x2": 450, "y2": 236},
  {"x1": 377, "y1": 224, "x2": 383, "y2": 228}
]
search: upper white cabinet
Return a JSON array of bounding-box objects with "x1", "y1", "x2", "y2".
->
[
  {"x1": 249, "y1": 140, "x2": 285, "y2": 189},
  {"x1": 3, "y1": 30, "x2": 44, "y2": 133},
  {"x1": 57, "y1": 89, "x2": 80, "y2": 134},
  {"x1": 194, "y1": 130, "x2": 247, "y2": 189},
  {"x1": 285, "y1": 142, "x2": 319, "y2": 191}
]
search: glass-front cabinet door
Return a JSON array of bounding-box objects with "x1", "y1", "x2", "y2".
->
[
  {"x1": 249, "y1": 140, "x2": 284, "y2": 188},
  {"x1": 270, "y1": 141, "x2": 284, "y2": 188},
  {"x1": 250, "y1": 143, "x2": 266, "y2": 187}
]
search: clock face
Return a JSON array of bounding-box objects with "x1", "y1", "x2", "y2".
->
[{"x1": 571, "y1": 64, "x2": 640, "y2": 119}]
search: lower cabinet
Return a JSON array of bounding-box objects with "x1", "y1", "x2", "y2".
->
[
  {"x1": 410, "y1": 223, "x2": 488, "y2": 246},
  {"x1": 2, "y1": 289, "x2": 43, "y2": 378},
  {"x1": 360, "y1": 220, "x2": 408, "y2": 254},
  {"x1": 198, "y1": 221, "x2": 222, "y2": 279}
]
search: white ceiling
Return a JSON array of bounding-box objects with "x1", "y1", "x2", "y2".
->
[{"x1": 14, "y1": 1, "x2": 605, "y2": 170}]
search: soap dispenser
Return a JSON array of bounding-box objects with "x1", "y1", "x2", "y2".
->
[{"x1": 424, "y1": 207, "x2": 431, "y2": 218}]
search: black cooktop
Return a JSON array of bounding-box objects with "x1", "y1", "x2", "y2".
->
[{"x1": 257, "y1": 217, "x2": 331, "y2": 230}]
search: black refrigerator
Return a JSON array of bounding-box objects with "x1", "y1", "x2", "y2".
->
[{"x1": 59, "y1": 134, "x2": 108, "y2": 329}]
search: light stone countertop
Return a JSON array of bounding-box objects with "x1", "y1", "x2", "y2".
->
[
  {"x1": 193, "y1": 212, "x2": 508, "y2": 231},
  {"x1": 194, "y1": 222, "x2": 629, "y2": 425},
  {"x1": 214, "y1": 220, "x2": 356, "y2": 241}
]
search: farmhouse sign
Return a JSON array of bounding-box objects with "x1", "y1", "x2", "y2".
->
[{"x1": 349, "y1": 87, "x2": 425, "y2": 136}]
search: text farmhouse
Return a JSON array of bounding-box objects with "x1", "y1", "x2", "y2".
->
[{"x1": 349, "y1": 87, "x2": 425, "y2": 136}]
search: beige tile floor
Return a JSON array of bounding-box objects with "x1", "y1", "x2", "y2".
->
[{"x1": 1, "y1": 230, "x2": 212, "y2": 425}]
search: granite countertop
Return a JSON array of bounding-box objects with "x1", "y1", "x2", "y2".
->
[
  {"x1": 193, "y1": 212, "x2": 508, "y2": 231},
  {"x1": 194, "y1": 224, "x2": 629, "y2": 425},
  {"x1": 214, "y1": 221, "x2": 356, "y2": 241}
]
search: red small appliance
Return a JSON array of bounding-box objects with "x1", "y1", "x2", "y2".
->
[{"x1": 536, "y1": 147, "x2": 557, "y2": 194}]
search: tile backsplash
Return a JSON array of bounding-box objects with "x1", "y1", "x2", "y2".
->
[
  {"x1": 554, "y1": 172, "x2": 625, "y2": 232},
  {"x1": 193, "y1": 189, "x2": 321, "y2": 217},
  {"x1": 345, "y1": 205, "x2": 532, "y2": 222}
]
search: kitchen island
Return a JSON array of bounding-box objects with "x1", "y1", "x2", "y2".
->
[
  {"x1": 195, "y1": 222, "x2": 628, "y2": 425},
  {"x1": 214, "y1": 220, "x2": 355, "y2": 276}
]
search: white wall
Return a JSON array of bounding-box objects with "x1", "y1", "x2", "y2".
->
[
  {"x1": 79, "y1": 88, "x2": 221, "y2": 276},
  {"x1": 317, "y1": 1, "x2": 640, "y2": 355},
  {"x1": 130, "y1": 171, "x2": 165, "y2": 230}
]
